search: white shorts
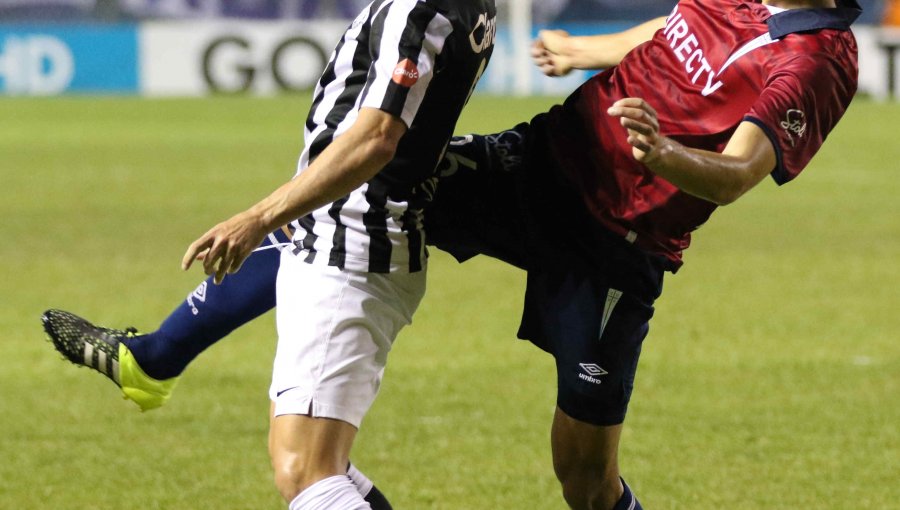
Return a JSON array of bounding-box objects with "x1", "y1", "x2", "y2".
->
[{"x1": 269, "y1": 248, "x2": 426, "y2": 428}]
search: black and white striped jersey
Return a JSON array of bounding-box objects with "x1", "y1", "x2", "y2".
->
[{"x1": 291, "y1": 0, "x2": 496, "y2": 273}]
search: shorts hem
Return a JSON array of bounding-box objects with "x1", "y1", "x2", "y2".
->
[{"x1": 272, "y1": 393, "x2": 365, "y2": 429}]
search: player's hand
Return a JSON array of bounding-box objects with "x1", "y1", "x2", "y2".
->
[
  {"x1": 607, "y1": 98, "x2": 667, "y2": 165},
  {"x1": 182, "y1": 211, "x2": 268, "y2": 285},
  {"x1": 531, "y1": 30, "x2": 574, "y2": 77}
]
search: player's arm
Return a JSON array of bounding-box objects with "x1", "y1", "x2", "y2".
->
[
  {"x1": 531, "y1": 17, "x2": 666, "y2": 76},
  {"x1": 608, "y1": 98, "x2": 776, "y2": 206},
  {"x1": 182, "y1": 107, "x2": 407, "y2": 283}
]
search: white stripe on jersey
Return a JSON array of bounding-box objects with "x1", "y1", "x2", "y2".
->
[
  {"x1": 299, "y1": 4, "x2": 371, "y2": 171},
  {"x1": 361, "y1": 1, "x2": 452, "y2": 126},
  {"x1": 303, "y1": 183, "x2": 370, "y2": 262},
  {"x1": 403, "y1": 12, "x2": 453, "y2": 123},
  {"x1": 361, "y1": 0, "x2": 419, "y2": 123},
  {"x1": 300, "y1": 183, "x2": 425, "y2": 272},
  {"x1": 291, "y1": 0, "x2": 470, "y2": 273}
]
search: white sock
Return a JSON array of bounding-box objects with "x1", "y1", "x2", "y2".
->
[
  {"x1": 288, "y1": 475, "x2": 372, "y2": 510},
  {"x1": 346, "y1": 463, "x2": 374, "y2": 498}
]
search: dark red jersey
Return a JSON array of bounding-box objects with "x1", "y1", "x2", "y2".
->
[{"x1": 546, "y1": 0, "x2": 859, "y2": 267}]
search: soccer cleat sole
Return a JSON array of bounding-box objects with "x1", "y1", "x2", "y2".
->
[{"x1": 41, "y1": 309, "x2": 123, "y2": 384}]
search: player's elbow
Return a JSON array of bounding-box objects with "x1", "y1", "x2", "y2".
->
[
  {"x1": 709, "y1": 184, "x2": 745, "y2": 206},
  {"x1": 365, "y1": 119, "x2": 405, "y2": 168},
  {"x1": 366, "y1": 135, "x2": 399, "y2": 168}
]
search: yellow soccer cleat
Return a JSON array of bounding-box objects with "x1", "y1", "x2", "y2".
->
[
  {"x1": 117, "y1": 342, "x2": 179, "y2": 411},
  {"x1": 41, "y1": 309, "x2": 179, "y2": 411}
]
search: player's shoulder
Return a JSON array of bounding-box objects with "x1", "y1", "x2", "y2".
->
[
  {"x1": 771, "y1": 28, "x2": 857, "y2": 78},
  {"x1": 417, "y1": 0, "x2": 496, "y2": 22}
]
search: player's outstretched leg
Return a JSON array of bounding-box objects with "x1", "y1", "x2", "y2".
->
[
  {"x1": 41, "y1": 309, "x2": 177, "y2": 411},
  {"x1": 40, "y1": 229, "x2": 288, "y2": 411},
  {"x1": 122, "y1": 228, "x2": 288, "y2": 381}
]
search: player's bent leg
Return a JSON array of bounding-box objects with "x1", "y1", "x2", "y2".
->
[
  {"x1": 268, "y1": 408, "x2": 390, "y2": 508},
  {"x1": 517, "y1": 267, "x2": 659, "y2": 509},
  {"x1": 270, "y1": 249, "x2": 423, "y2": 508},
  {"x1": 40, "y1": 229, "x2": 290, "y2": 411},
  {"x1": 551, "y1": 407, "x2": 624, "y2": 510},
  {"x1": 269, "y1": 412, "x2": 360, "y2": 503}
]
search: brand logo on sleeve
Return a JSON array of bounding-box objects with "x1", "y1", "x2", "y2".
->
[
  {"x1": 780, "y1": 109, "x2": 807, "y2": 146},
  {"x1": 391, "y1": 58, "x2": 419, "y2": 87}
]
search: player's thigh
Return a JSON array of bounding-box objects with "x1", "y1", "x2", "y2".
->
[
  {"x1": 426, "y1": 124, "x2": 531, "y2": 268},
  {"x1": 519, "y1": 269, "x2": 655, "y2": 426},
  {"x1": 271, "y1": 250, "x2": 426, "y2": 429}
]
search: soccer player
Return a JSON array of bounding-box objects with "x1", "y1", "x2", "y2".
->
[
  {"x1": 188, "y1": 2, "x2": 498, "y2": 508},
  {"x1": 428, "y1": 2, "x2": 858, "y2": 509},
  {"x1": 44, "y1": 1, "x2": 860, "y2": 508},
  {"x1": 52, "y1": 1, "x2": 497, "y2": 509}
]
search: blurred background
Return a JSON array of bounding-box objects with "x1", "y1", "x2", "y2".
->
[
  {"x1": 1, "y1": 0, "x2": 898, "y2": 98},
  {"x1": 2, "y1": 2, "x2": 898, "y2": 509}
]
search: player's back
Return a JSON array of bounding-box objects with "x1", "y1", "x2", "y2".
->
[{"x1": 547, "y1": 0, "x2": 858, "y2": 267}]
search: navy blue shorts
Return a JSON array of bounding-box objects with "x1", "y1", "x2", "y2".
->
[{"x1": 425, "y1": 116, "x2": 667, "y2": 426}]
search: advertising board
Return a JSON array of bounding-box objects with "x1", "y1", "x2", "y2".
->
[
  {"x1": 0, "y1": 24, "x2": 137, "y2": 94},
  {"x1": 139, "y1": 21, "x2": 345, "y2": 95}
]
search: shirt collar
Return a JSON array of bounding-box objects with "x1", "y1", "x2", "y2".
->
[{"x1": 766, "y1": 1, "x2": 862, "y2": 39}]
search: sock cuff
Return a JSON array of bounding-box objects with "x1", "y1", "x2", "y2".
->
[
  {"x1": 346, "y1": 463, "x2": 375, "y2": 497},
  {"x1": 289, "y1": 475, "x2": 371, "y2": 510},
  {"x1": 613, "y1": 478, "x2": 642, "y2": 510}
]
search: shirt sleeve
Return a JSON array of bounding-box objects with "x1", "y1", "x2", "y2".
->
[
  {"x1": 360, "y1": 0, "x2": 453, "y2": 127},
  {"x1": 744, "y1": 50, "x2": 856, "y2": 185}
]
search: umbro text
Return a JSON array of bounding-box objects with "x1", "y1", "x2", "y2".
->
[{"x1": 579, "y1": 373, "x2": 603, "y2": 385}]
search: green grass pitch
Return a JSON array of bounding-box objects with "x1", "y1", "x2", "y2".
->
[{"x1": 0, "y1": 94, "x2": 897, "y2": 509}]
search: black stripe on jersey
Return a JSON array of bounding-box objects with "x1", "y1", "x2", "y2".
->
[
  {"x1": 306, "y1": 17, "x2": 354, "y2": 135},
  {"x1": 356, "y1": 3, "x2": 391, "y2": 117},
  {"x1": 399, "y1": 208, "x2": 423, "y2": 272},
  {"x1": 306, "y1": 5, "x2": 383, "y2": 161},
  {"x1": 296, "y1": 215, "x2": 319, "y2": 263},
  {"x1": 380, "y1": 3, "x2": 437, "y2": 115},
  {"x1": 363, "y1": 180, "x2": 392, "y2": 273},
  {"x1": 327, "y1": 196, "x2": 350, "y2": 269}
]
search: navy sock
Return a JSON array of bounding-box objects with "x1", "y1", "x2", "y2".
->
[
  {"x1": 123, "y1": 232, "x2": 287, "y2": 380},
  {"x1": 613, "y1": 478, "x2": 643, "y2": 510}
]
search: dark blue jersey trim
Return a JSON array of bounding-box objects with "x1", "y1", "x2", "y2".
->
[
  {"x1": 743, "y1": 115, "x2": 789, "y2": 186},
  {"x1": 767, "y1": 2, "x2": 862, "y2": 39}
]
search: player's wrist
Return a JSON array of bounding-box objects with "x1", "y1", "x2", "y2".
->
[{"x1": 641, "y1": 136, "x2": 677, "y2": 169}]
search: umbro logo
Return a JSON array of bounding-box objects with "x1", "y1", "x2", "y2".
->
[
  {"x1": 187, "y1": 281, "x2": 208, "y2": 316},
  {"x1": 578, "y1": 363, "x2": 608, "y2": 385},
  {"x1": 580, "y1": 363, "x2": 608, "y2": 376}
]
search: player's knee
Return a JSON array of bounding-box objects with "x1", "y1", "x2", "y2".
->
[
  {"x1": 271, "y1": 456, "x2": 303, "y2": 502},
  {"x1": 270, "y1": 454, "x2": 333, "y2": 503}
]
